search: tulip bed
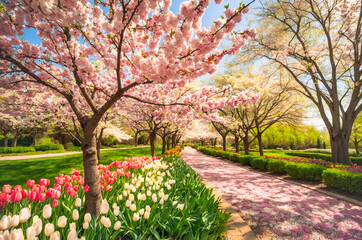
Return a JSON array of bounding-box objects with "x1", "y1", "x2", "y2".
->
[
  {"x1": 196, "y1": 146, "x2": 362, "y2": 195},
  {"x1": 0, "y1": 154, "x2": 230, "y2": 239}
]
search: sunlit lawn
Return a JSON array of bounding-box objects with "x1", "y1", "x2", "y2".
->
[{"x1": 0, "y1": 147, "x2": 162, "y2": 187}]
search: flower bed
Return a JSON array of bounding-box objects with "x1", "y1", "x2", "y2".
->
[{"x1": 0, "y1": 154, "x2": 229, "y2": 239}]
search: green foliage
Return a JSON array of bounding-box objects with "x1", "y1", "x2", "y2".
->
[
  {"x1": 0, "y1": 136, "x2": 34, "y2": 147},
  {"x1": 285, "y1": 162, "x2": 326, "y2": 181},
  {"x1": 286, "y1": 151, "x2": 362, "y2": 165},
  {"x1": 322, "y1": 169, "x2": 362, "y2": 195},
  {"x1": 351, "y1": 157, "x2": 362, "y2": 166},
  {"x1": 316, "y1": 138, "x2": 321, "y2": 148},
  {"x1": 250, "y1": 157, "x2": 269, "y2": 171},
  {"x1": 34, "y1": 143, "x2": 64, "y2": 151},
  {"x1": 267, "y1": 159, "x2": 287, "y2": 174},
  {"x1": 0, "y1": 146, "x2": 36, "y2": 154}
]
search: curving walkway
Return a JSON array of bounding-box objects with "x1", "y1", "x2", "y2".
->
[{"x1": 181, "y1": 147, "x2": 362, "y2": 240}]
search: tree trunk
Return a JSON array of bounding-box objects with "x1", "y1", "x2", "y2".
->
[
  {"x1": 354, "y1": 139, "x2": 360, "y2": 156},
  {"x1": 96, "y1": 128, "x2": 104, "y2": 161},
  {"x1": 161, "y1": 136, "x2": 166, "y2": 154},
  {"x1": 330, "y1": 133, "x2": 351, "y2": 164},
  {"x1": 201, "y1": 140, "x2": 205, "y2": 146},
  {"x1": 134, "y1": 131, "x2": 138, "y2": 147},
  {"x1": 213, "y1": 138, "x2": 217, "y2": 147},
  {"x1": 3, "y1": 132, "x2": 8, "y2": 147},
  {"x1": 150, "y1": 131, "x2": 156, "y2": 157},
  {"x1": 82, "y1": 131, "x2": 102, "y2": 216},
  {"x1": 31, "y1": 131, "x2": 37, "y2": 146},
  {"x1": 243, "y1": 131, "x2": 250, "y2": 155},
  {"x1": 11, "y1": 131, "x2": 20, "y2": 147},
  {"x1": 234, "y1": 134, "x2": 239, "y2": 153},
  {"x1": 222, "y1": 135, "x2": 226, "y2": 151},
  {"x1": 257, "y1": 134, "x2": 264, "y2": 156}
]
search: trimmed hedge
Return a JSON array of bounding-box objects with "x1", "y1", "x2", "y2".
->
[
  {"x1": 286, "y1": 151, "x2": 362, "y2": 166},
  {"x1": 34, "y1": 144, "x2": 64, "y2": 151},
  {"x1": 235, "y1": 155, "x2": 254, "y2": 165},
  {"x1": 0, "y1": 146, "x2": 36, "y2": 154},
  {"x1": 267, "y1": 159, "x2": 287, "y2": 174},
  {"x1": 322, "y1": 169, "x2": 362, "y2": 195},
  {"x1": 250, "y1": 157, "x2": 269, "y2": 171},
  {"x1": 285, "y1": 162, "x2": 326, "y2": 181}
]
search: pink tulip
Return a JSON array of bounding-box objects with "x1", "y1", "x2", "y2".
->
[
  {"x1": 64, "y1": 183, "x2": 72, "y2": 190},
  {"x1": 71, "y1": 169, "x2": 80, "y2": 176},
  {"x1": 21, "y1": 189, "x2": 28, "y2": 198},
  {"x1": 125, "y1": 172, "x2": 130, "y2": 178},
  {"x1": 84, "y1": 185, "x2": 89, "y2": 192},
  {"x1": 51, "y1": 190, "x2": 60, "y2": 200},
  {"x1": 53, "y1": 184, "x2": 61, "y2": 191},
  {"x1": 39, "y1": 178, "x2": 50, "y2": 187},
  {"x1": 28, "y1": 191, "x2": 37, "y2": 201},
  {"x1": 78, "y1": 178, "x2": 84, "y2": 186},
  {"x1": 73, "y1": 185, "x2": 79, "y2": 192},
  {"x1": 2, "y1": 184, "x2": 11, "y2": 194},
  {"x1": 69, "y1": 191, "x2": 76, "y2": 198},
  {"x1": 46, "y1": 188, "x2": 54, "y2": 198},
  {"x1": 32, "y1": 185, "x2": 41, "y2": 193},
  {"x1": 55, "y1": 177, "x2": 64, "y2": 185},
  {"x1": 106, "y1": 185, "x2": 112, "y2": 191},
  {"x1": 26, "y1": 180, "x2": 35, "y2": 188},
  {"x1": 14, "y1": 185, "x2": 22, "y2": 192}
]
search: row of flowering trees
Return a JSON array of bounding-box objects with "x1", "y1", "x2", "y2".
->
[{"x1": 0, "y1": 0, "x2": 257, "y2": 215}]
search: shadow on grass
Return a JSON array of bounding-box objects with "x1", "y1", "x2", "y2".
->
[{"x1": 0, "y1": 147, "x2": 161, "y2": 187}]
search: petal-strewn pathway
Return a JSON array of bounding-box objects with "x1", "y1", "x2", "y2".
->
[{"x1": 181, "y1": 147, "x2": 362, "y2": 240}]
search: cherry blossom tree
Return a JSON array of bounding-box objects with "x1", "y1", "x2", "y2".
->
[
  {"x1": 182, "y1": 119, "x2": 219, "y2": 145},
  {"x1": 0, "y1": 0, "x2": 255, "y2": 214},
  {"x1": 242, "y1": 0, "x2": 362, "y2": 163},
  {"x1": 0, "y1": 113, "x2": 16, "y2": 147}
]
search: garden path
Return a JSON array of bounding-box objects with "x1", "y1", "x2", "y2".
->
[
  {"x1": 181, "y1": 147, "x2": 362, "y2": 240},
  {"x1": 0, "y1": 146, "x2": 148, "y2": 161}
]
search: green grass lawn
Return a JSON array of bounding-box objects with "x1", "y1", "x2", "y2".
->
[{"x1": 0, "y1": 147, "x2": 162, "y2": 188}]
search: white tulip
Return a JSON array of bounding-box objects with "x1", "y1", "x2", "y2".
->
[
  {"x1": 159, "y1": 192, "x2": 164, "y2": 198},
  {"x1": 11, "y1": 215, "x2": 19, "y2": 228},
  {"x1": 49, "y1": 231, "x2": 60, "y2": 240},
  {"x1": 26, "y1": 227, "x2": 36, "y2": 240},
  {"x1": 113, "y1": 221, "x2": 121, "y2": 231},
  {"x1": 44, "y1": 223, "x2": 54, "y2": 236},
  {"x1": 123, "y1": 190, "x2": 127, "y2": 197},
  {"x1": 125, "y1": 200, "x2": 131, "y2": 208},
  {"x1": 113, "y1": 208, "x2": 119, "y2": 216},
  {"x1": 173, "y1": 201, "x2": 178, "y2": 205},
  {"x1": 128, "y1": 194, "x2": 134, "y2": 202},
  {"x1": 152, "y1": 195, "x2": 157, "y2": 203},
  {"x1": 19, "y1": 208, "x2": 31, "y2": 223},
  {"x1": 72, "y1": 209, "x2": 79, "y2": 221},
  {"x1": 130, "y1": 204, "x2": 136, "y2": 212},
  {"x1": 1, "y1": 230, "x2": 9, "y2": 240},
  {"x1": 177, "y1": 204, "x2": 185, "y2": 211},
  {"x1": 132, "y1": 213, "x2": 139, "y2": 222},
  {"x1": 42, "y1": 205, "x2": 52, "y2": 219},
  {"x1": 0, "y1": 215, "x2": 10, "y2": 231},
  {"x1": 67, "y1": 230, "x2": 77, "y2": 240},
  {"x1": 163, "y1": 195, "x2": 169, "y2": 201},
  {"x1": 137, "y1": 193, "x2": 142, "y2": 200},
  {"x1": 80, "y1": 236, "x2": 86, "y2": 240},
  {"x1": 146, "y1": 190, "x2": 151, "y2": 196},
  {"x1": 57, "y1": 216, "x2": 67, "y2": 228},
  {"x1": 75, "y1": 198, "x2": 82, "y2": 207},
  {"x1": 100, "y1": 199, "x2": 109, "y2": 214},
  {"x1": 112, "y1": 203, "x2": 117, "y2": 209},
  {"x1": 69, "y1": 222, "x2": 76, "y2": 231},
  {"x1": 144, "y1": 211, "x2": 150, "y2": 220},
  {"x1": 84, "y1": 213, "x2": 91, "y2": 223},
  {"x1": 145, "y1": 205, "x2": 151, "y2": 212},
  {"x1": 139, "y1": 209, "x2": 145, "y2": 215},
  {"x1": 117, "y1": 195, "x2": 123, "y2": 201},
  {"x1": 32, "y1": 217, "x2": 42, "y2": 236},
  {"x1": 9, "y1": 228, "x2": 24, "y2": 240},
  {"x1": 100, "y1": 217, "x2": 111, "y2": 228},
  {"x1": 83, "y1": 222, "x2": 89, "y2": 230},
  {"x1": 131, "y1": 186, "x2": 136, "y2": 192},
  {"x1": 159, "y1": 199, "x2": 164, "y2": 205}
]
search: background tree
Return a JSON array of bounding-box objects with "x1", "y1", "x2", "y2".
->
[
  {"x1": 0, "y1": 0, "x2": 255, "y2": 214},
  {"x1": 242, "y1": 0, "x2": 362, "y2": 163},
  {"x1": 0, "y1": 113, "x2": 16, "y2": 147},
  {"x1": 351, "y1": 113, "x2": 362, "y2": 156}
]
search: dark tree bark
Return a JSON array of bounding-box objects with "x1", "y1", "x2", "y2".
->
[
  {"x1": 234, "y1": 134, "x2": 240, "y2": 153},
  {"x1": 211, "y1": 121, "x2": 230, "y2": 151},
  {"x1": 167, "y1": 136, "x2": 171, "y2": 150},
  {"x1": 257, "y1": 133, "x2": 263, "y2": 156},
  {"x1": 11, "y1": 131, "x2": 20, "y2": 147},
  {"x1": 149, "y1": 130, "x2": 157, "y2": 157},
  {"x1": 134, "y1": 130, "x2": 139, "y2": 147},
  {"x1": 354, "y1": 138, "x2": 360, "y2": 156},
  {"x1": 96, "y1": 128, "x2": 104, "y2": 161},
  {"x1": 222, "y1": 135, "x2": 227, "y2": 151},
  {"x1": 31, "y1": 131, "x2": 38, "y2": 146},
  {"x1": 161, "y1": 136, "x2": 166, "y2": 154},
  {"x1": 243, "y1": 129, "x2": 250, "y2": 155},
  {"x1": 3, "y1": 131, "x2": 9, "y2": 147},
  {"x1": 330, "y1": 130, "x2": 351, "y2": 164}
]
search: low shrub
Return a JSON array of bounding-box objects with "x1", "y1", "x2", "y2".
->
[
  {"x1": 220, "y1": 151, "x2": 233, "y2": 160},
  {"x1": 250, "y1": 157, "x2": 269, "y2": 171},
  {"x1": 350, "y1": 157, "x2": 362, "y2": 166},
  {"x1": 285, "y1": 162, "x2": 326, "y2": 181},
  {"x1": 322, "y1": 169, "x2": 362, "y2": 195},
  {"x1": 286, "y1": 151, "x2": 362, "y2": 166},
  {"x1": 0, "y1": 146, "x2": 36, "y2": 154},
  {"x1": 267, "y1": 158, "x2": 287, "y2": 174},
  {"x1": 34, "y1": 143, "x2": 64, "y2": 151},
  {"x1": 235, "y1": 155, "x2": 254, "y2": 165}
]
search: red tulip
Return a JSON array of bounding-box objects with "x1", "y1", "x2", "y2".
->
[
  {"x1": 14, "y1": 185, "x2": 22, "y2": 192},
  {"x1": 70, "y1": 190, "x2": 76, "y2": 198},
  {"x1": 0, "y1": 193, "x2": 9, "y2": 202},
  {"x1": 64, "y1": 182, "x2": 72, "y2": 190},
  {"x1": 26, "y1": 179, "x2": 35, "y2": 188},
  {"x1": 46, "y1": 188, "x2": 54, "y2": 198},
  {"x1": 28, "y1": 191, "x2": 37, "y2": 201},
  {"x1": 73, "y1": 185, "x2": 79, "y2": 192},
  {"x1": 84, "y1": 185, "x2": 89, "y2": 192},
  {"x1": 78, "y1": 178, "x2": 84, "y2": 186},
  {"x1": 106, "y1": 185, "x2": 112, "y2": 191},
  {"x1": 71, "y1": 169, "x2": 80, "y2": 176},
  {"x1": 52, "y1": 199, "x2": 58, "y2": 207},
  {"x1": 10, "y1": 190, "x2": 22, "y2": 202},
  {"x1": 32, "y1": 185, "x2": 41, "y2": 193},
  {"x1": 38, "y1": 193, "x2": 46, "y2": 202},
  {"x1": 55, "y1": 177, "x2": 64, "y2": 185},
  {"x1": 53, "y1": 184, "x2": 61, "y2": 191},
  {"x1": 21, "y1": 189, "x2": 28, "y2": 198},
  {"x1": 125, "y1": 172, "x2": 130, "y2": 178},
  {"x1": 2, "y1": 184, "x2": 12, "y2": 194},
  {"x1": 39, "y1": 178, "x2": 50, "y2": 187},
  {"x1": 51, "y1": 190, "x2": 60, "y2": 199}
]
